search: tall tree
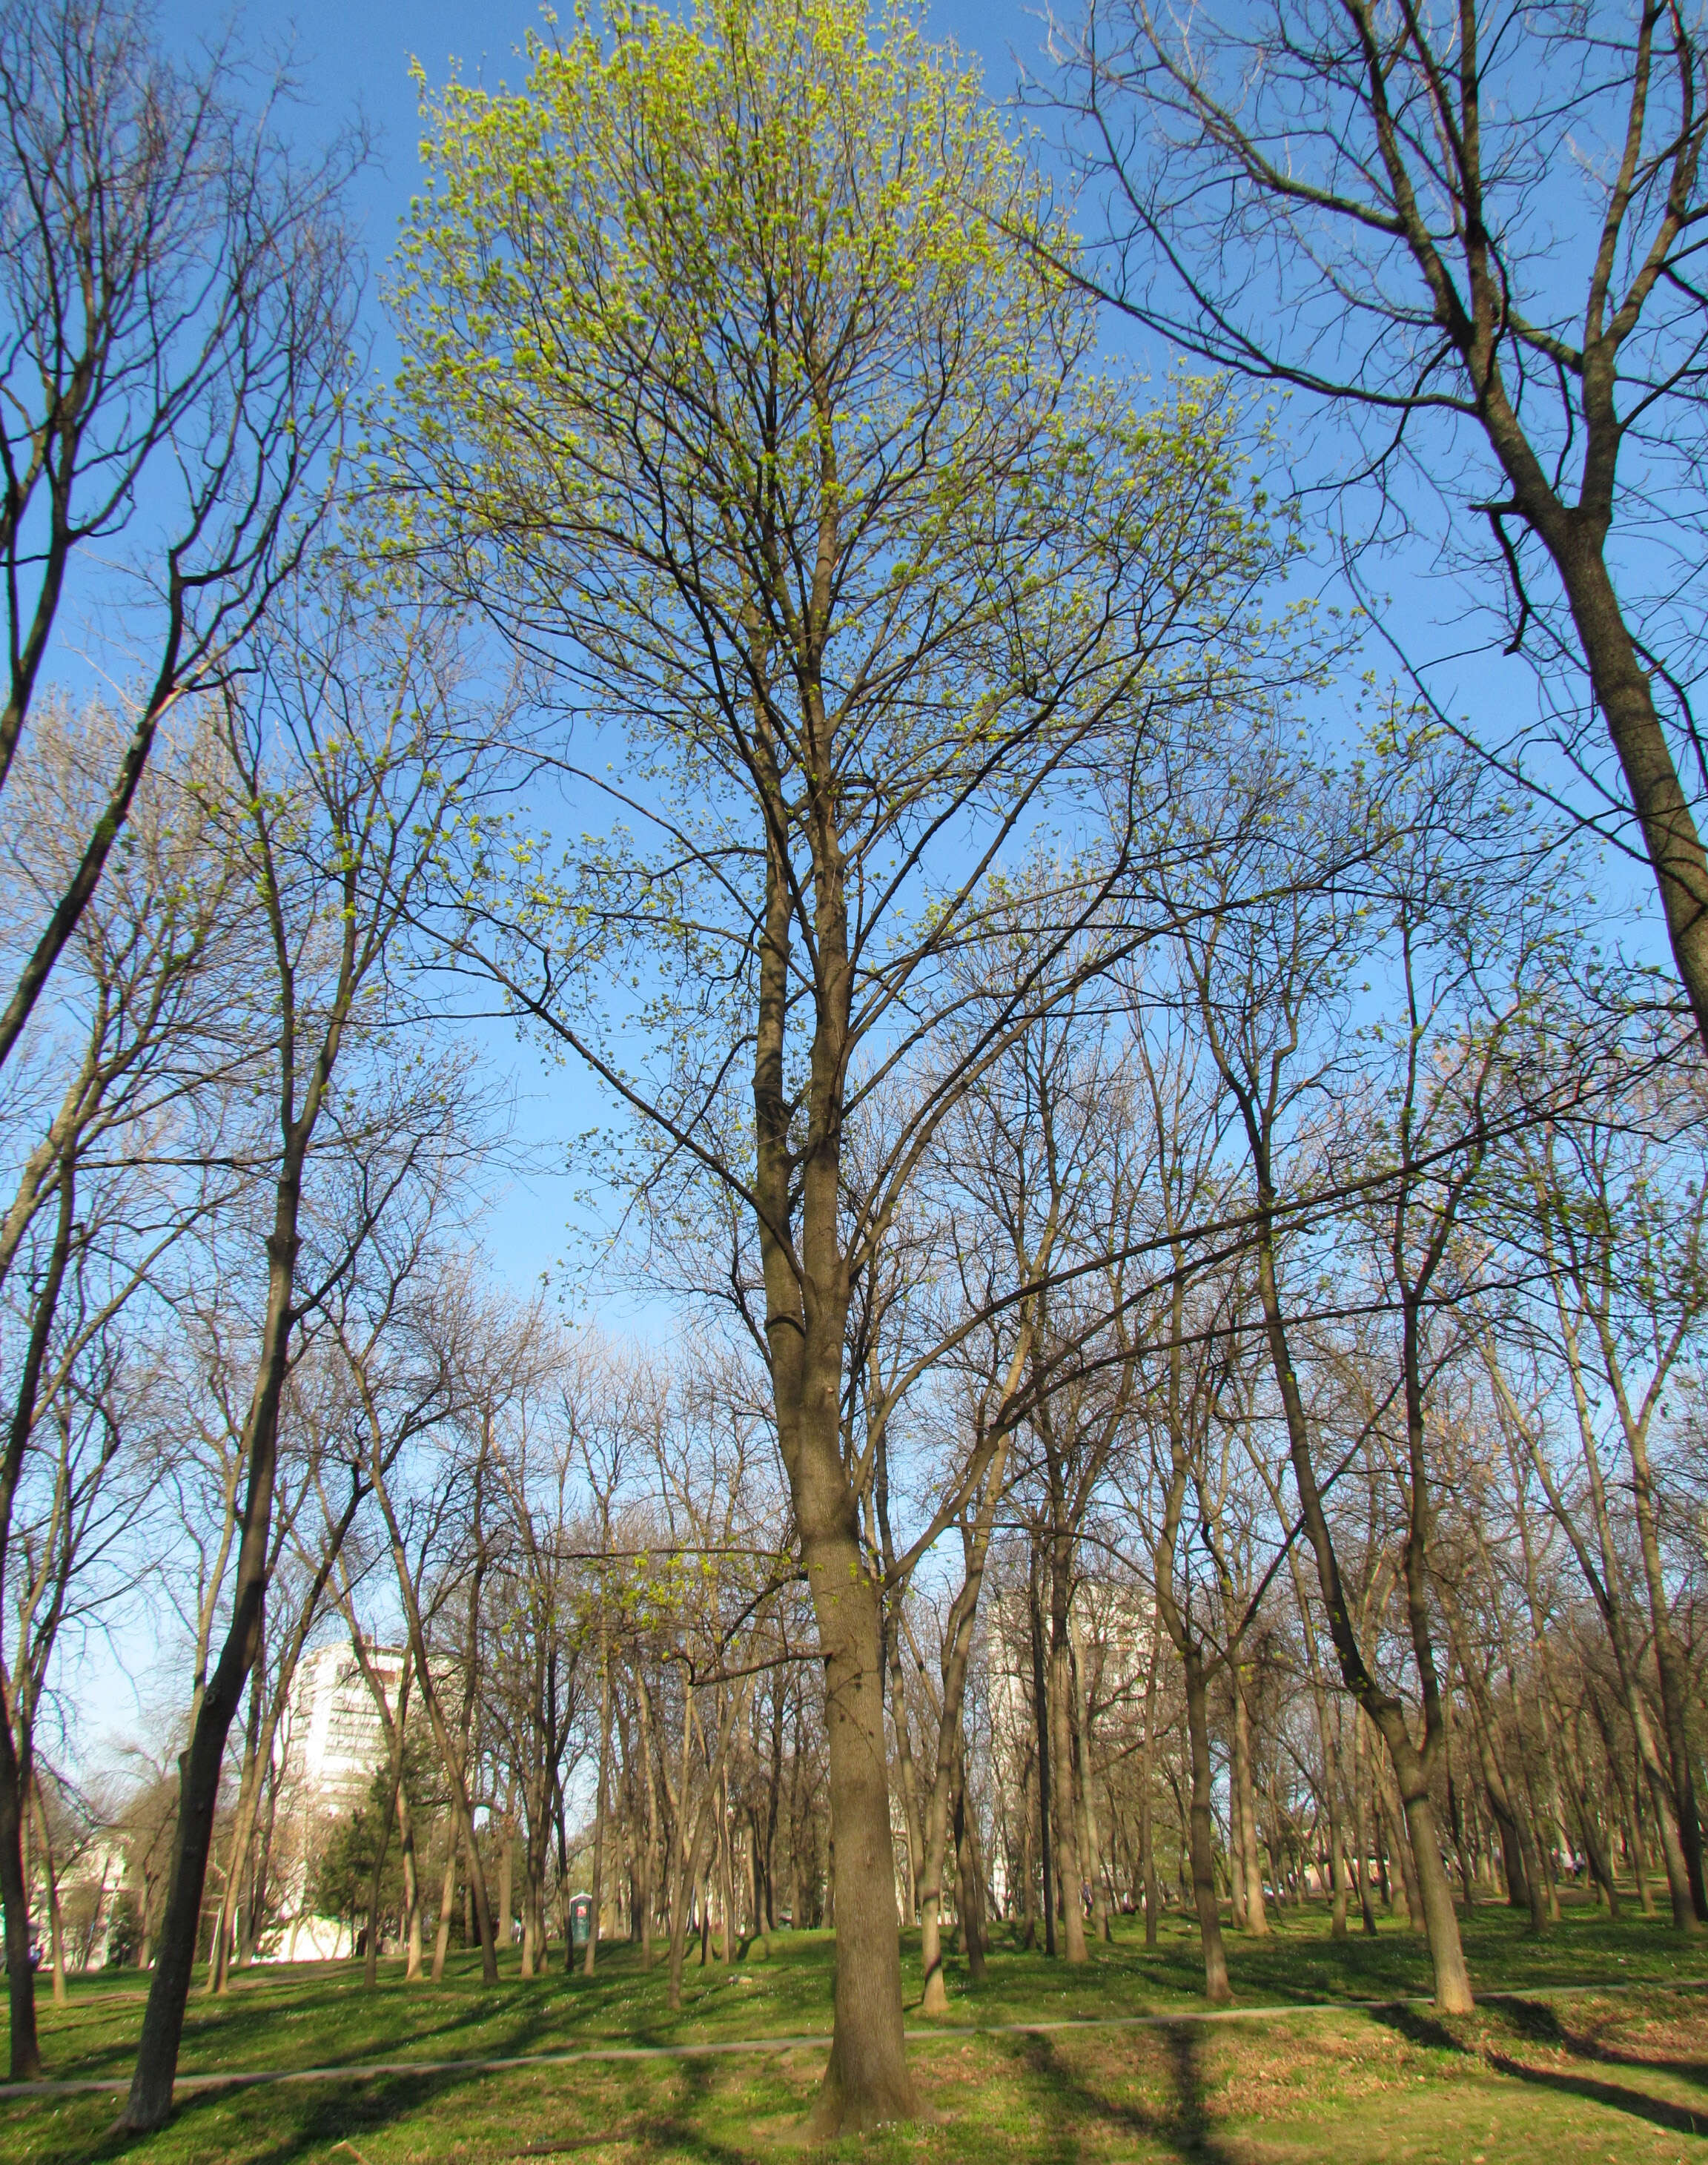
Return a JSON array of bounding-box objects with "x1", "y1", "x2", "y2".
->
[
  {"x1": 388, "y1": 0, "x2": 1265, "y2": 2130},
  {"x1": 120, "y1": 582, "x2": 502, "y2": 2131}
]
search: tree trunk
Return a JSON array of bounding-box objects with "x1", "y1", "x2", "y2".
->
[
  {"x1": 953, "y1": 1730, "x2": 987, "y2": 1983},
  {"x1": 30, "y1": 1780, "x2": 64, "y2": 2007},
  {"x1": 1027, "y1": 1555, "x2": 1055, "y2": 1957},
  {"x1": 1231, "y1": 1660, "x2": 1268, "y2": 1936},
  {"x1": 122, "y1": 1148, "x2": 304, "y2": 2132},
  {"x1": 751, "y1": 739, "x2": 914, "y2": 2138},
  {"x1": 1047, "y1": 1547, "x2": 1088, "y2": 1964},
  {"x1": 1019, "y1": 1751, "x2": 1038, "y2": 1950},
  {"x1": 918, "y1": 1427, "x2": 1010, "y2": 2014},
  {"x1": 799, "y1": 1524, "x2": 916, "y2": 2133},
  {"x1": 1618, "y1": 1413, "x2": 1708, "y2": 1921},
  {"x1": 0, "y1": 1171, "x2": 74, "y2": 2079},
  {"x1": 431, "y1": 1836, "x2": 456, "y2": 1983},
  {"x1": 1245, "y1": 1206, "x2": 1473, "y2": 2012},
  {"x1": 584, "y1": 1610, "x2": 612, "y2": 1976},
  {"x1": 1141, "y1": 1638, "x2": 1162, "y2": 1948},
  {"x1": 363, "y1": 1778, "x2": 397, "y2": 1988},
  {"x1": 399, "y1": 1785, "x2": 423, "y2": 1980},
  {"x1": 1181, "y1": 1645, "x2": 1231, "y2": 2004},
  {"x1": 1350, "y1": 1708, "x2": 1377, "y2": 1935},
  {"x1": 1546, "y1": 523, "x2": 1708, "y2": 1064},
  {"x1": 1070, "y1": 1621, "x2": 1112, "y2": 1944},
  {"x1": 637, "y1": 1676, "x2": 659, "y2": 1970},
  {"x1": 884, "y1": 1598, "x2": 923, "y2": 1923}
]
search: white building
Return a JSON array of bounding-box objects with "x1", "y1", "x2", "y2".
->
[
  {"x1": 983, "y1": 1577, "x2": 1154, "y2": 1914},
  {"x1": 266, "y1": 1639, "x2": 411, "y2": 1960},
  {"x1": 281, "y1": 1639, "x2": 410, "y2": 1810}
]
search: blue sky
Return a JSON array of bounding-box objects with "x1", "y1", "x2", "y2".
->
[
  {"x1": 142, "y1": 0, "x2": 1646, "y2": 1317},
  {"x1": 147, "y1": 0, "x2": 1098, "y2": 1309},
  {"x1": 167, "y1": 0, "x2": 1054, "y2": 248}
]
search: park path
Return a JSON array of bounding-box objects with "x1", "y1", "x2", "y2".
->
[{"x1": 0, "y1": 1979, "x2": 1693, "y2": 2101}]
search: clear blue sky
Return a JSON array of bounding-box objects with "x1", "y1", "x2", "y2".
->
[{"x1": 168, "y1": 0, "x2": 1054, "y2": 262}]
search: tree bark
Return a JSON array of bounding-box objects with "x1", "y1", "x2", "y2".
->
[
  {"x1": 583, "y1": 1599, "x2": 613, "y2": 1975},
  {"x1": 1180, "y1": 1645, "x2": 1231, "y2": 2004},
  {"x1": 122, "y1": 1136, "x2": 306, "y2": 2130},
  {"x1": 1027, "y1": 1550, "x2": 1056, "y2": 1957},
  {"x1": 1231, "y1": 1659, "x2": 1268, "y2": 1936}
]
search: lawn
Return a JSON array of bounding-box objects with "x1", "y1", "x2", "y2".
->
[{"x1": 0, "y1": 1898, "x2": 1704, "y2": 2161}]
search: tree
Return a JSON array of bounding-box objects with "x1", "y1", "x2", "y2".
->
[
  {"x1": 388, "y1": 0, "x2": 1266, "y2": 2129},
  {"x1": 0, "y1": 702, "x2": 254, "y2": 2075},
  {"x1": 120, "y1": 578, "x2": 505, "y2": 2131},
  {"x1": 1149, "y1": 721, "x2": 1485, "y2": 2010},
  {"x1": 1045, "y1": 0, "x2": 1708, "y2": 1057}
]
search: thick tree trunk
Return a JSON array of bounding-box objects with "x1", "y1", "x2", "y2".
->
[
  {"x1": 800, "y1": 1521, "x2": 916, "y2": 2135},
  {"x1": 0, "y1": 1718, "x2": 39, "y2": 2080},
  {"x1": 748, "y1": 710, "x2": 913, "y2": 2136}
]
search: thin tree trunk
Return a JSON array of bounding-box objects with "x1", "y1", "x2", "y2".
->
[
  {"x1": 1350, "y1": 1708, "x2": 1377, "y2": 1936},
  {"x1": 431, "y1": 1835, "x2": 457, "y2": 1983},
  {"x1": 584, "y1": 1608, "x2": 613, "y2": 1977},
  {"x1": 1231, "y1": 1657, "x2": 1268, "y2": 1936},
  {"x1": 29, "y1": 1779, "x2": 64, "y2": 2006},
  {"x1": 1140, "y1": 1639, "x2": 1162, "y2": 1950},
  {"x1": 122, "y1": 1128, "x2": 308, "y2": 2132},
  {"x1": 1027, "y1": 1553, "x2": 1055, "y2": 1958},
  {"x1": 1070, "y1": 1620, "x2": 1112, "y2": 1944},
  {"x1": 1181, "y1": 1645, "x2": 1231, "y2": 2004}
]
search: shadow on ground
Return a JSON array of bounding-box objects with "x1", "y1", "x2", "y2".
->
[{"x1": 1372, "y1": 1994, "x2": 1708, "y2": 2145}]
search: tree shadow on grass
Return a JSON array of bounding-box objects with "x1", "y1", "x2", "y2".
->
[
  {"x1": 1369, "y1": 1996, "x2": 1708, "y2": 2143},
  {"x1": 73, "y1": 2055, "x2": 764, "y2": 2165},
  {"x1": 76, "y1": 2069, "x2": 478, "y2": 2165},
  {"x1": 1007, "y1": 2023, "x2": 1240, "y2": 2162},
  {"x1": 1492, "y1": 1992, "x2": 1708, "y2": 2095}
]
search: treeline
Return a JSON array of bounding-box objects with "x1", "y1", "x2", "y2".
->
[{"x1": 1, "y1": 0, "x2": 1706, "y2": 2141}]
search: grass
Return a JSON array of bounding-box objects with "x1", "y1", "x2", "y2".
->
[{"x1": 0, "y1": 1896, "x2": 1704, "y2": 2161}]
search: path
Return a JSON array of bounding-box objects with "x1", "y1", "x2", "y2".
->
[{"x1": 0, "y1": 1978, "x2": 1697, "y2": 2103}]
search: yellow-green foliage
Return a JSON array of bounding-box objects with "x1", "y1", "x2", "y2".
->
[
  {"x1": 392, "y1": 0, "x2": 1076, "y2": 546},
  {"x1": 385, "y1": 0, "x2": 1265, "y2": 790}
]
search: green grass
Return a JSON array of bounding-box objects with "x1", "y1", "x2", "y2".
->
[{"x1": 1, "y1": 1897, "x2": 1706, "y2": 2161}]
